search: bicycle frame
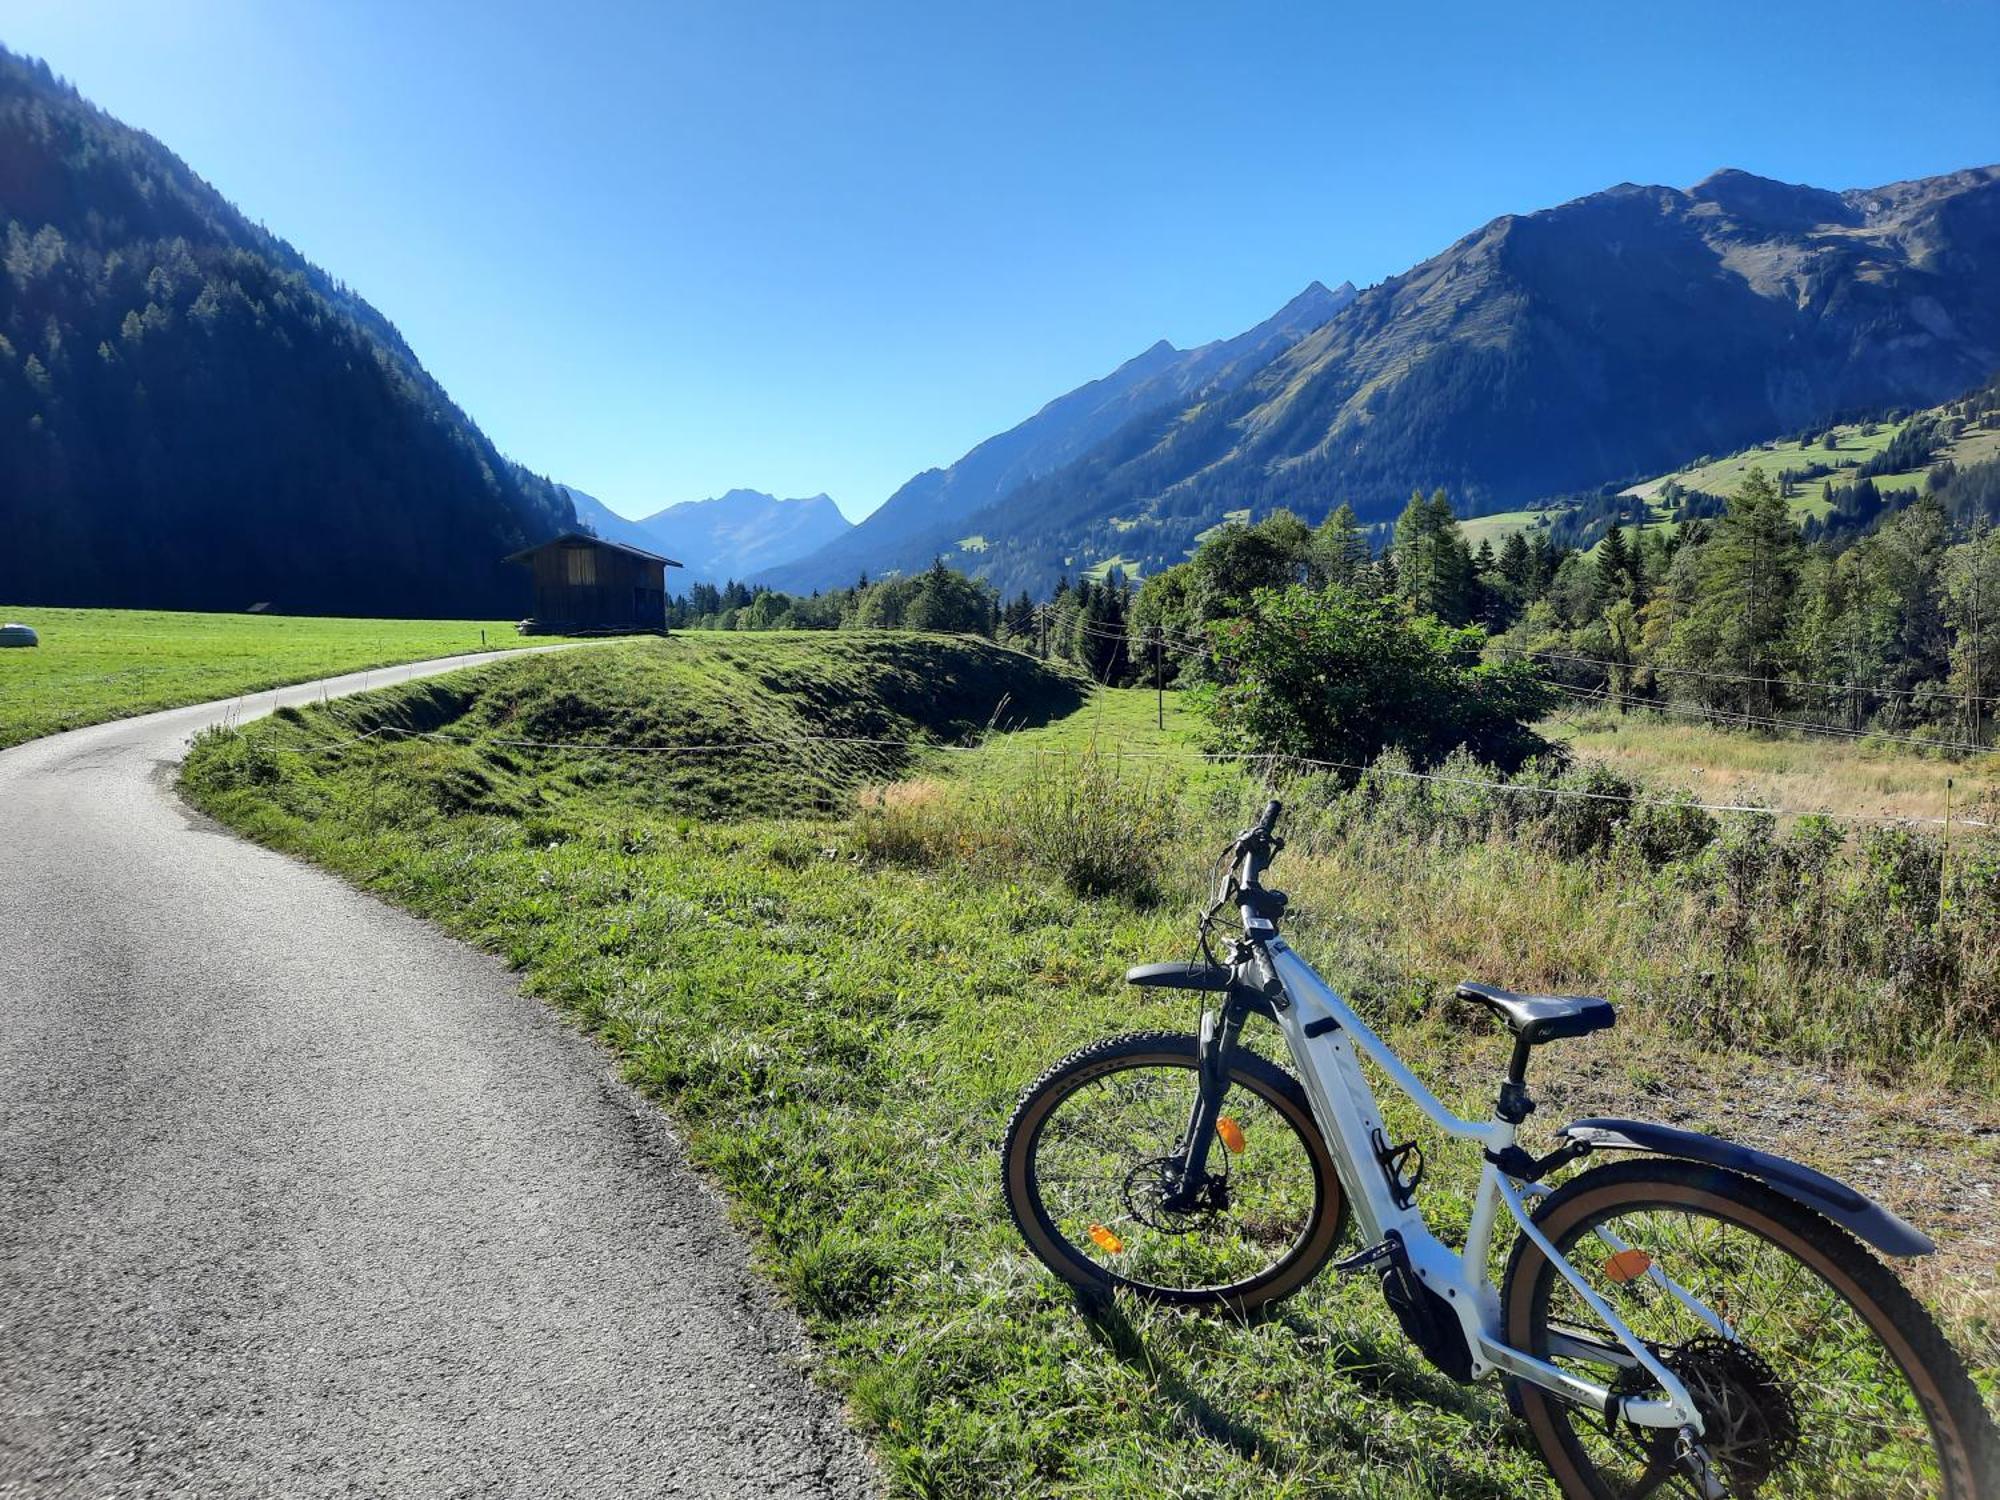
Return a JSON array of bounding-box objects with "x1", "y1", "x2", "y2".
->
[{"x1": 1239, "y1": 929, "x2": 1708, "y2": 1435}]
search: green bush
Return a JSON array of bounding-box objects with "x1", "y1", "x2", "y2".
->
[{"x1": 1194, "y1": 583, "x2": 1555, "y2": 773}]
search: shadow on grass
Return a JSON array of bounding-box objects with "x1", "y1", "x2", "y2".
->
[
  {"x1": 1074, "y1": 1292, "x2": 1278, "y2": 1466},
  {"x1": 1075, "y1": 1291, "x2": 1526, "y2": 1498}
]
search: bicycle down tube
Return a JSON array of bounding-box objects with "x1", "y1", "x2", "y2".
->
[{"x1": 1244, "y1": 930, "x2": 1704, "y2": 1433}]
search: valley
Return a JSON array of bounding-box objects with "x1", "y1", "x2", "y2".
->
[
  {"x1": 5, "y1": 22, "x2": 1999, "y2": 1497},
  {"x1": 567, "y1": 485, "x2": 852, "y2": 584}
]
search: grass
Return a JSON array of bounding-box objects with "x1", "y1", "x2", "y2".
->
[
  {"x1": 1625, "y1": 422, "x2": 1907, "y2": 504},
  {"x1": 1546, "y1": 709, "x2": 2000, "y2": 826},
  {"x1": 181, "y1": 635, "x2": 2000, "y2": 1496},
  {"x1": 0, "y1": 605, "x2": 546, "y2": 749},
  {"x1": 1082, "y1": 554, "x2": 1142, "y2": 582},
  {"x1": 1618, "y1": 406, "x2": 2000, "y2": 521},
  {"x1": 1458, "y1": 510, "x2": 1550, "y2": 550}
]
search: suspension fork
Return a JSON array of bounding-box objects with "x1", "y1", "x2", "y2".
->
[{"x1": 1170, "y1": 997, "x2": 1248, "y2": 1199}]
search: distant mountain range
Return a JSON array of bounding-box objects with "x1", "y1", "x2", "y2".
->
[
  {"x1": 8, "y1": 39, "x2": 1997, "y2": 615},
  {"x1": 757, "y1": 280, "x2": 1356, "y2": 593},
  {"x1": 0, "y1": 47, "x2": 574, "y2": 616},
  {"x1": 566, "y1": 486, "x2": 849, "y2": 584},
  {"x1": 769, "y1": 165, "x2": 2000, "y2": 597}
]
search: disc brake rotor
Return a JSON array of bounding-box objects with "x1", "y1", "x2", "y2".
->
[{"x1": 1122, "y1": 1156, "x2": 1229, "y2": 1233}]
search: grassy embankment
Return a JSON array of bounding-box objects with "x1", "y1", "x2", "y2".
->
[
  {"x1": 0, "y1": 605, "x2": 545, "y2": 749},
  {"x1": 182, "y1": 633, "x2": 1999, "y2": 1497}
]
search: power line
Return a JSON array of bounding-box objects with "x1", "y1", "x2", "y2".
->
[
  {"x1": 1497, "y1": 644, "x2": 1995, "y2": 707},
  {"x1": 1538, "y1": 677, "x2": 1993, "y2": 755}
]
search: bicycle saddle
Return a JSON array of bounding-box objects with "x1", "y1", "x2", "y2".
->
[{"x1": 1454, "y1": 981, "x2": 1614, "y2": 1046}]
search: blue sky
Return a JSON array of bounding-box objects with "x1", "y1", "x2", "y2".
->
[{"x1": 8, "y1": 1, "x2": 1998, "y2": 522}]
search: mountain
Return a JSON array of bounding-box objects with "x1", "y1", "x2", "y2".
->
[
  {"x1": 755, "y1": 279, "x2": 1355, "y2": 592},
  {"x1": 564, "y1": 484, "x2": 849, "y2": 585},
  {"x1": 0, "y1": 48, "x2": 574, "y2": 615},
  {"x1": 633, "y1": 489, "x2": 850, "y2": 584},
  {"x1": 563, "y1": 485, "x2": 673, "y2": 554},
  {"x1": 851, "y1": 165, "x2": 2000, "y2": 597}
]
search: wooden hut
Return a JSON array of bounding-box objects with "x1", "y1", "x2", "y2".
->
[{"x1": 505, "y1": 533, "x2": 681, "y2": 634}]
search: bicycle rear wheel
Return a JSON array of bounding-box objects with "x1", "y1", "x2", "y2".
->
[
  {"x1": 1503, "y1": 1158, "x2": 1996, "y2": 1498},
  {"x1": 1001, "y1": 1030, "x2": 1345, "y2": 1314}
]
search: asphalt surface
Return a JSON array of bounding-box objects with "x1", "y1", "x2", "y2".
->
[{"x1": 0, "y1": 651, "x2": 878, "y2": 1499}]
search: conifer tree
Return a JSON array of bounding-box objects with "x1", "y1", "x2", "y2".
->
[
  {"x1": 1668, "y1": 469, "x2": 1803, "y2": 716},
  {"x1": 1310, "y1": 502, "x2": 1371, "y2": 588}
]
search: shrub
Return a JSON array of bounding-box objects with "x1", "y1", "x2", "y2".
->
[
  {"x1": 1193, "y1": 583, "x2": 1557, "y2": 773},
  {"x1": 1009, "y1": 750, "x2": 1177, "y2": 901},
  {"x1": 1617, "y1": 793, "x2": 1719, "y2": 869},
  {"x1": 1536, "y1": 760, "x2": 1641, "y2": 859}
]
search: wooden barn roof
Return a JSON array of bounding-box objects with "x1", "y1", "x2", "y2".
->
[{"x1": 504, "y1": 532, "x2": 683, "y2": 568}]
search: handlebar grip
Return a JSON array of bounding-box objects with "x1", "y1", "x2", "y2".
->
[{"x1": 1258, "y1": 800, "x2": 1282, "y2": 837}]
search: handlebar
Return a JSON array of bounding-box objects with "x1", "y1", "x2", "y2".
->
[
  {"x1": 1232, "y1": 800, "x2": 1284, "y2": 890},
  {"x1": 1255, "y1": 799, "x2": 1282, "y2": 838},
  {"x1": 1197, "y1": 801, "x2": 1286, "y2": 951}
]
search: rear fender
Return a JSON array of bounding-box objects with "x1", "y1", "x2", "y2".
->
[{"x1": 1559, "y1": 1118, "x2": 1934, "y2": 1258}]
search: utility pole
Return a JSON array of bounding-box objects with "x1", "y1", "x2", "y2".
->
[
  {"x1": 1971, "y1": 538, "x2": 1987, "y2": 747},
  {"x1": 1153, "y1": 628, "x2": 1164, "y2": 732},
  {"x1": 1037, "y1": 604, "x2": 1047, "y2": 660}
]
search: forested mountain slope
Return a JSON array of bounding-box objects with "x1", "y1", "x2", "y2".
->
[
  {"x1": 899, "y1": 166, "x2": 2000, "y2": 596},
  {"x1": 756, "y1": 279, "x2": 1354, "y2": 593},
  {"x1": 0, "y1": 48, "x2": 574, "y2": 615}
]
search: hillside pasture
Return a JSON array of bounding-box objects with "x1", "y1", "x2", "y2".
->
[
  {"x1": 1620, "y1": 404, "x2": 2000, "y2": 523},
  {"x1": 1624, "y1": 421, "x2": 1907, "y2": 503},
  {"x1": 1458, "y1": 509, "x2": 1550, "y2": 549},
  {"x1": 0, "y1": 606, "x2": 544, "y2": 749}
]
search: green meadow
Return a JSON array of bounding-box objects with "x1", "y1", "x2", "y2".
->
[{"x1": 0, "y1": 605, "x2": 542, "y2": 749}]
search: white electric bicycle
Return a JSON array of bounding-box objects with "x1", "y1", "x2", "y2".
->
[{"x1": 1002, "y1": 802, "x2": 1996, "y2": 1497}]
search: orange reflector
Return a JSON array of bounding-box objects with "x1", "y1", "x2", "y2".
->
[
  {"x1": 1216, "y1": 1116, "x2": 1247, "y2": 1154},
  {"x1": 1088, "y1": 1223, "x2": 1125, "y2": 1254},
  {"x1": 1604, "y1": 1248, "x2": 1653, "y2": 1284}
]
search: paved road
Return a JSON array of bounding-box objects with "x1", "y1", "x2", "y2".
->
[{"x1": 0, "y1": 653, "x2": 877, "y2": 1499}]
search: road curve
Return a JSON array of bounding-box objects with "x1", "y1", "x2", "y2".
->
[{"x1": 0, "y1": 651, "x2": 877, "y2": 1499}]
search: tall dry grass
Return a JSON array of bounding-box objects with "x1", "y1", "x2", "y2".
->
[{"x1": 862, "y1": 742, "x2": 2000, "y2": 1088}]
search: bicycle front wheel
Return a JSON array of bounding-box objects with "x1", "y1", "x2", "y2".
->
[
  {"x1": 1503, "y1": 1158, "x2": 1996, "y2": 1498},
  {"x1": 1001, "y1": 1030, "x2": 1346, "y2": 1314}
]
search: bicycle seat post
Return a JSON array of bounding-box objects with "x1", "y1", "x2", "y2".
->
[{"x1": 1496, "y1": 1035, "x2": 1536, "y2": 1127}]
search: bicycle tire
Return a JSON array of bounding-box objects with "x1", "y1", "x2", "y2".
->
[
  {"x1": 1001, "y1": 1030, "x2": 1347, "y2": 1314},
  {"x1": 1502, "y1": 1157, "x2": 1997, "y2": 1498}
]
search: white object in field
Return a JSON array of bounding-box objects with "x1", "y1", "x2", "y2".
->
[{"x1": 0, "y1": 623, "x2": 38, "y2": 647}]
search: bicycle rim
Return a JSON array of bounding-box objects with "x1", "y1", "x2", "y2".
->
[{"x1": 1019, "y1": 1046, "x2": 1328, "y2": 1301}]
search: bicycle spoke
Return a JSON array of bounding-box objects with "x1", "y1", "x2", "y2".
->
[
  {"x1": 1025, "y1": 1056, "x2": 1320, "y2": 1296},
  {"x1": 1533, "y1": 1198, "x2": 1951, "y2": 1498}
]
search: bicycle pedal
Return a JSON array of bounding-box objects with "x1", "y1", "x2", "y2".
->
[{"x1": 1332, "y1": 1240, "x2": 1396, "y2": 1275}]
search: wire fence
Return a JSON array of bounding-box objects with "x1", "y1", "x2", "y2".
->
[{"x1": 293, "y1": 717, "x2": 1992, "y2": 831}]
